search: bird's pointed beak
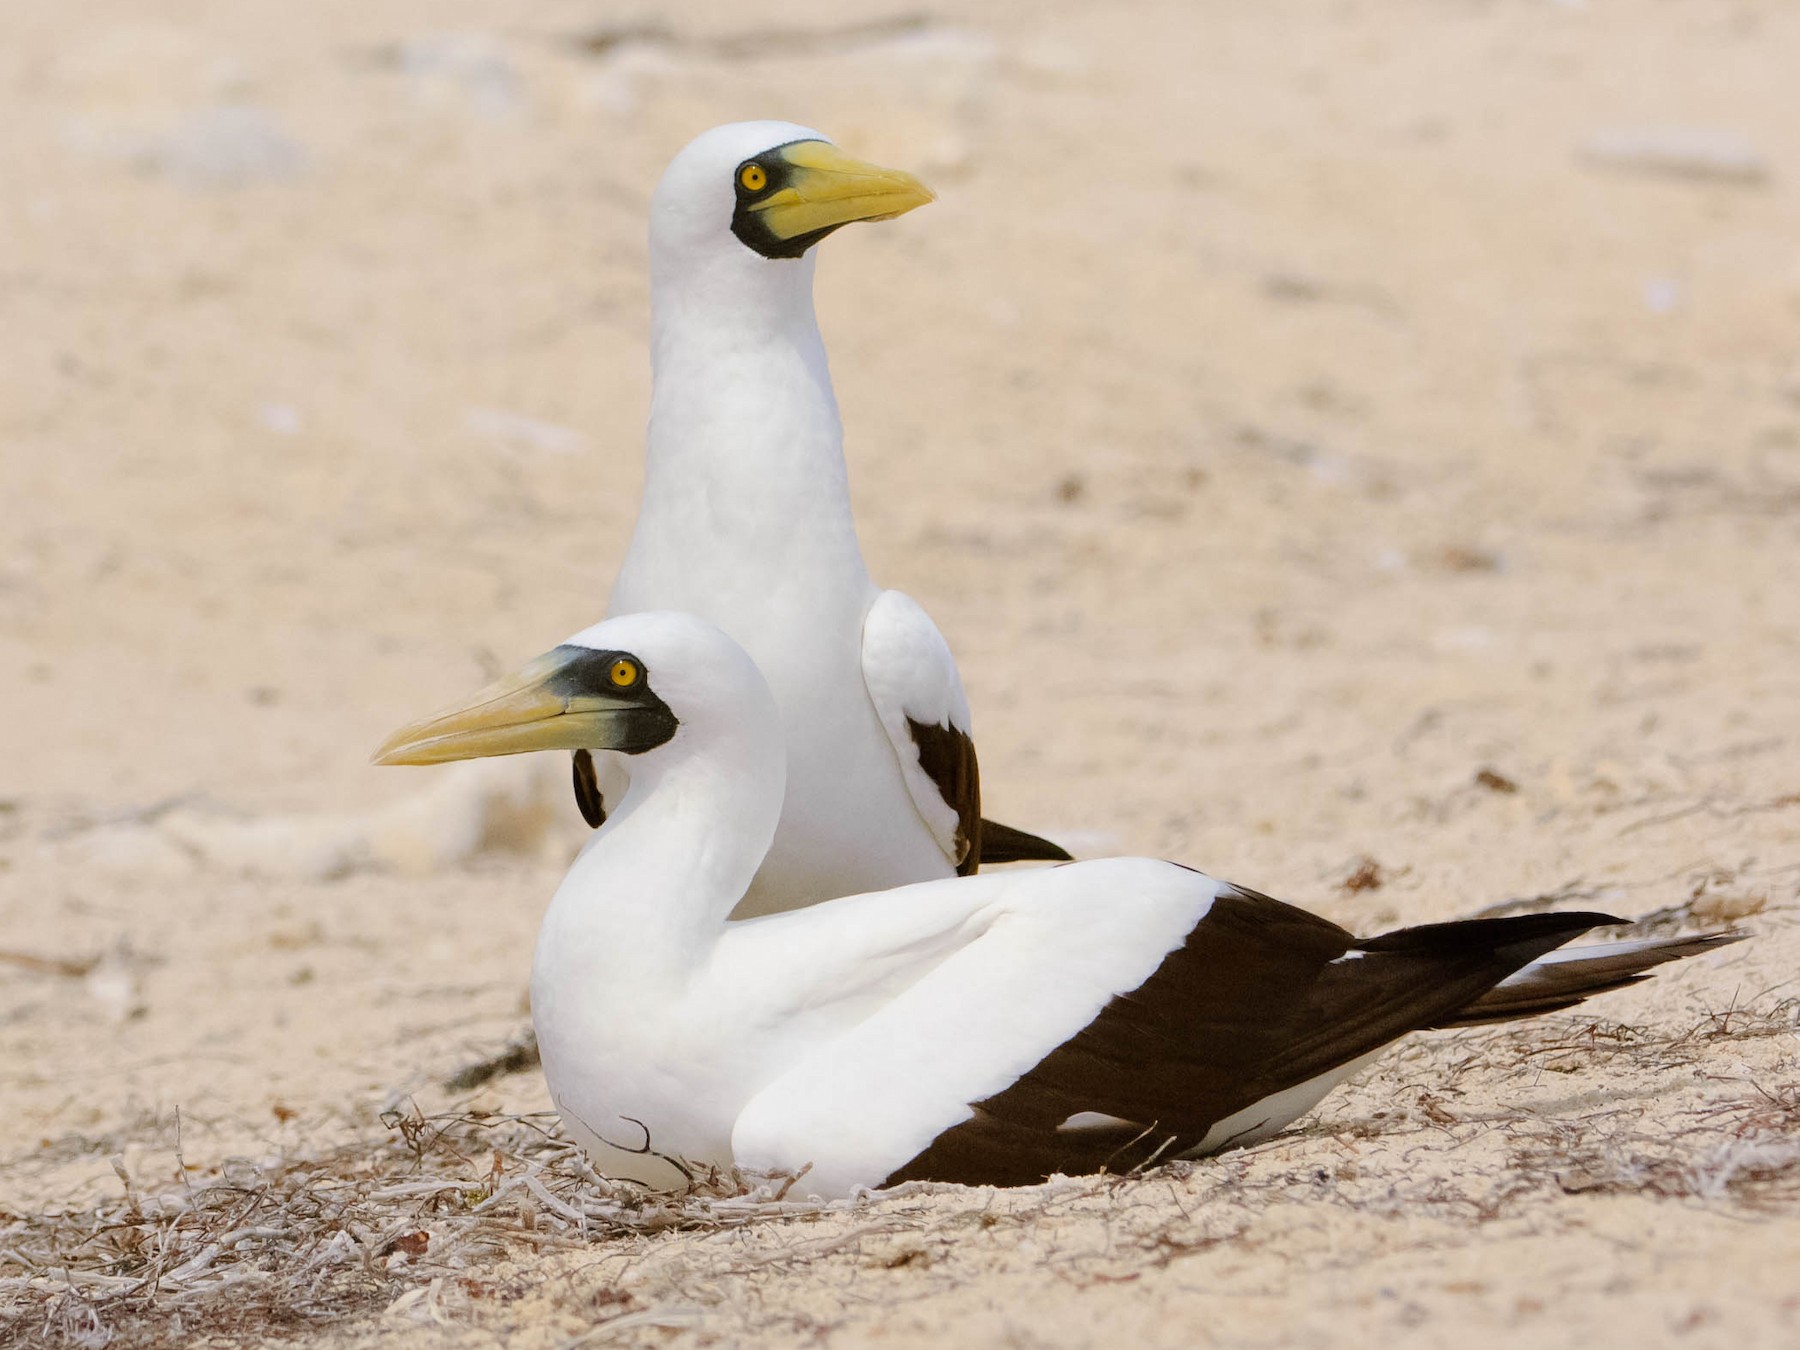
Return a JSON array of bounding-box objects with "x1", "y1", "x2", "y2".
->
[
  {"x1": 749, "y1": 141, "x2": 935, "y2": 243},
  {"x1": 373, "y1": 646, "x2": 677, "y2": 766}
]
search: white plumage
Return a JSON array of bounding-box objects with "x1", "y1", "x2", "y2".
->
[
  {"x1": 602, "y1": 121, "x2": 1059, "y2": 917},
  {"x1": 376, "y1": 612, "x2": 1739, "y2": 1198}
]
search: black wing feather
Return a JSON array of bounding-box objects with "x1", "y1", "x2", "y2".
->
[
  {"x1": 905, "y1": 718, "x2": 981, "y2": 874},
  {"x1": 885, "y1": 891, "x2": 1623, "y2": 1188},
  {"x1": 571, "y1": 749, "x2": 607, "y2": 829}
]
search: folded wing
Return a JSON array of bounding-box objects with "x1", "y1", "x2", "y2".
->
[{"x1": 733, "y1": 869, "x2": 1716, "y2": 1192}]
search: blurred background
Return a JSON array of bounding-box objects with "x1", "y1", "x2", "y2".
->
[{"x1": 2, "y1": 0, "x2": 1796, "y2": 1213}]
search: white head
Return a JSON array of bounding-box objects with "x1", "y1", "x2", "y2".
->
[
  {"x1": 373, "y1": 611, "x2": 782, "y2": 784},
  {"x1": 648, "y1": 121, "x2": 934, "y2": 315}
]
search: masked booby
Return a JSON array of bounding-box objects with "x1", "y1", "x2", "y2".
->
[
  {"x1": 591, "y1": 120, "x2": 1067, "y2": 918},
  {"x1": 376, "y1": 613, "x2": 1742, "y2": 1197}
]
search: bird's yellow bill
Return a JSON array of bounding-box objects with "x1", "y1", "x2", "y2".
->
[
  {"x1": 373, "y1": 649, "x2": 627, "y2": 765},
  {"x1": 751, "y1": 141, "x2": 935, "y2": 241}
]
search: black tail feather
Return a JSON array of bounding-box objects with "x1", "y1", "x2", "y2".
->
[
  {"x1": 978, "y1": 818, "x2": 1074, "y2": 865},
  {"x1": 1435, "y1": 932, "x2": 1747, "y2": 1027}
]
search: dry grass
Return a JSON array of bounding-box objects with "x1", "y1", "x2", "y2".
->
[
  {"x1": 1506, "y1": 1081, "x2": 1800, "y2": 1209},
  {"x1": 5, "y1": 1001, "x2": 1796, "y2": 1348},
  {"x1": 0, "y1": 1107, "x2": 828, "y2": 1349}
]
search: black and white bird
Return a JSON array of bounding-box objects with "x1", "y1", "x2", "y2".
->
[
  {"x1": 376, "y1": 612, "x2": 1741, "y2": 1197},
  {"x1": 587, "y1": 120, "x2": 1066, "y2": 917}
]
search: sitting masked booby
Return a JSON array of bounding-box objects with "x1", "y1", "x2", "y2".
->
[
  {"x1": 376, "y1": 613, "x2": 1742, "y2": 1197},
  {"x1": 591, "y1": 120, "x2": 1068, "y2": 918}
]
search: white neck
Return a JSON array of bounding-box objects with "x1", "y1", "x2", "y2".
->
[
  {"x1": 532, "y1": 713, "x2": 786, "y2": 991},
  {"x1": 631, "y1": 253, "x2": 870, "y2": 584}
]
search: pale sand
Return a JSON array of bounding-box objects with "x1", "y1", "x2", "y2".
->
[{"x1": 2, "y1": 0, "x2": 1797, "y2": 1345}]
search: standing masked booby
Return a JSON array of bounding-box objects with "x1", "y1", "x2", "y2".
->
[
  {"x1": 591, "y1": 120, "x2": 1067, "y2": 918},
  {"x1": 376, "y1": 613, "x2": 1743, "y2": 1197}
]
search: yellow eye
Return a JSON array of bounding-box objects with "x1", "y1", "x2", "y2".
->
[
  {"x1": 739, "y1": 163, "x2": 768, "y2": 192},
  {"x1": 609, "y1": 658, "x2": 639, "y2": 688}
]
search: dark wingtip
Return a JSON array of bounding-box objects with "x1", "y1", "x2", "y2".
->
[
  {"x1": 1360, "y1": 910, "x2": 1627, "y2": 955},
  {"x1": 572, "y1": 749, "x2": 608, "y2": 829},
  {"x1": 978, "y1": 819, "x2": 1075, "y2": 865}
]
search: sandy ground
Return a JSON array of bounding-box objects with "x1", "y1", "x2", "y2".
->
[{"x1": 3, "y1": 0, "x2": 1799, "y2": 1345}]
